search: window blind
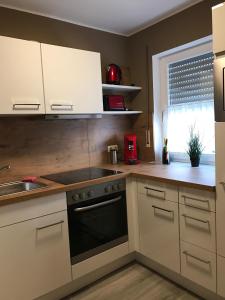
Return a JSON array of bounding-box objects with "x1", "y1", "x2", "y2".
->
[{"x1": 168, "y1": 52, "x2": 214, "y2": 105}]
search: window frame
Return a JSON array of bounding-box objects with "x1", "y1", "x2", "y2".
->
[{"x1": 152, "y1": 36, "x2": 214, "y2": 165}]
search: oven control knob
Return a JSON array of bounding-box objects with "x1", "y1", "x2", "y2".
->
[
  {"x1": 72, "y1": 194, "x2": 80, "y2": 201},
  {"x1": 81, "y1": 192, "x2": 86, "y2": 200},
  {"x1": 87, "y1": 190, "x2": 94, "y2": 197},
  {"x1": 105, "y1": 186, "x2": 111, "y2": 193},
  {"x1": 112, "y1": 184, "x2": 118, "y2": 191},
  {"x1": 118, "y1": 183, "x2": 123, "y2": 190}
]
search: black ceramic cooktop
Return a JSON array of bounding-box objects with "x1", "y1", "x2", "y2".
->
[{"x1": 42, "y1": 167, "x2": 122, "y2": 185}]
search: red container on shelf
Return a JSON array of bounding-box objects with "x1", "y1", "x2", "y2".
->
[{"x1": 103, "y1": 95, "x2": 125, "y2": 111}]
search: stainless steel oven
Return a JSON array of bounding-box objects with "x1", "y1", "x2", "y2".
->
[{"x1": 67, "y1": 179, "x2": 128, "y2": 264}]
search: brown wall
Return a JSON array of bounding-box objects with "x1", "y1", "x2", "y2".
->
[
  {"x1": 127, "y1": 0, "x2": 223, "y2": 161},
  {"x1": 0, "y1": 6, "x2": 128, "y2": 80}
]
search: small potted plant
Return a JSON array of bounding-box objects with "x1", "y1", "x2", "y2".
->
[{"x1": 187, "y1": 127, "x2": 204, "y2": 167}]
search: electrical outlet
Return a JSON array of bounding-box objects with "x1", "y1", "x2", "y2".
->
[{"x1": 107, "y1": 145, "x2": 119, "y2": 152}]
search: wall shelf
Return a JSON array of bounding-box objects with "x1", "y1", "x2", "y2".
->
[{"x1": 102, "y1": 84, "x2": 142, "y2": 93}]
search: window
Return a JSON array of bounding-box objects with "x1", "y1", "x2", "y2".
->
[
  {"x1": 152, "y1": 37, "x2": 215, "y2": 164},
  {"x1": 167, "y1": 52, "x2": 215, "y2": 162}
]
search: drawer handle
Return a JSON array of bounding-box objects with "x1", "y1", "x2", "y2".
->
[
  {"x1": 145, "y1": 187, "x2": 165, "y2": 200},
  {"x1": 220, "y1": 182, "x2": 225, "y2": 188},
  {"x1": 152, "y1": 205, "x2": 174, "y2": 216},
  {"x1": 182, "y1": 195, "x2": 210, "y2": 211},
  {"x1": 13, "y1": 103, "x2": 40, "y2": 110},
  {"x1": 182, "y1": 214, "x2": 210, "y2": 225},
  {"x1": 51, "y1": 104, "x2": 73, "y2": 111},
  {"x1": 36, "y1": 220, "x2": 64, "y2": 231},
  {"x1": 183, "y1": 251, "x2": 211, "y2": 265},
  {"x1": 182, "y1": 195, "x2": 209, "y2": 204}
]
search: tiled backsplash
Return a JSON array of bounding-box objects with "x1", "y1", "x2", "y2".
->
[{"x1": 0, "y1": 115, "x2": 132, "y2": 182}]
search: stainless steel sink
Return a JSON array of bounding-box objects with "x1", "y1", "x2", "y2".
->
[{"x1": 0, "y1": 181, "x2": 48, "y2": 197}]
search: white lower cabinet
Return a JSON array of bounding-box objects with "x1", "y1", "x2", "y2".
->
[
  {"x1": 136, "y1": 179, "x2": 218, "y2": 296},
  {"x1": 180, "y1": 241, "x2": 216, "y2": 293},
  {"x1": 138, "y1": 193, "x2": 180, "y2": 273},
  {"x1": 217, "y1": 255, "x2": 225, "y2": 297},
  {"x1": 0, "y1": 210, "x2": 71, "y2": 300}
]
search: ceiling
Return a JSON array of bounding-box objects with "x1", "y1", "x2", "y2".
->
[{"x1": 0, "y1": 0, "x2": 203, "y2": 36}]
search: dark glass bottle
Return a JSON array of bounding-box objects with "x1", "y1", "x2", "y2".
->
[{"x1": 162, "y1": 138, "x2": 170, "y2": 165}]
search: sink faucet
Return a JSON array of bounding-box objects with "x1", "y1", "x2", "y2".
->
[{"x1": 0, "y1": 164, "x2": 10, "y2": 172}]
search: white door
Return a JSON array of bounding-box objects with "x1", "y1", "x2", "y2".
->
[
  {"x1": 41, "y1": 43, "x2": 103, "y2": 114},
  {"x1": 0, "y1": 210, "x2": 71, "y2": 300},
  {"x1": 138, "y1": 193, "x2": 180, "y2": 273},
  {"x1": 215, "y1": 122, "x2": 225, "y2": 257},
  {"x1": 0, "y1": 36, "x2": 45, "y2": 114}
]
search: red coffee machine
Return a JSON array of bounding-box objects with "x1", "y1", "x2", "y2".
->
[{"x1": 124, "y1": 134, "x2": 139, "y2": 165}]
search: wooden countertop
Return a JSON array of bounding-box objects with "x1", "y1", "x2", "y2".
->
[
  {"x1": 101, "y1": 162, "x2": 215, "y2": 191},
  {"x1": 0, "y1": 162, "x2": 215, "y2": 207}
]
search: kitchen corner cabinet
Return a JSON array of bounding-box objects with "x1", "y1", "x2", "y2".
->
[
  {"x1": 41, "y1": 43, "x2": 103, "y2": 114},
  {"x1": 0, "y1": 36, "x2": 45, "y2": 114},
  {"x1": 0, "y1": 193, "x2": 71, "y2": 300},
  {"x1": 137, "y1": 180, "x2": 180, "y2": 273}
]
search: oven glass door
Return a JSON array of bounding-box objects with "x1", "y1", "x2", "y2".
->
[{"x1": 68, "y1": 191, "x2": 128, "y2": 264}]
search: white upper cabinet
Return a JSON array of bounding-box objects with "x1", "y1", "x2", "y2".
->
[
  {"x1": 0, "y1": 36, "x2": 45, "y2": 114},
  {"x1": 212, "y1": 3, "x2": 225, "y2": 55},
  {"x1": 41, "y1": 43, "x2": 103, "y2": 114}
]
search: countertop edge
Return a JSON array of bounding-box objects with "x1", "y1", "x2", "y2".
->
[{"x1": 0, "y1": 164, "x2": 215, "y2": 207}]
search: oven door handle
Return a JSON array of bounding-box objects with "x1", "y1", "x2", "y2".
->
[{"x1": 74, "y1": 196, "x2": 122, "y2": 213}]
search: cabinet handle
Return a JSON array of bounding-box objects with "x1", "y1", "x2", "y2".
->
[
  {"x1": 182, "y1": 195, "x2": 210, "y2": 210},
  {"x1": 36, "y1": 220, "x2": 64, "y2": 231},
  {"x1": 152, "y1": 205, "x2": 174, "y2": 216},
  {"x1": 51, "y1": 104, "x2": 73, "y2": 111},
  {"x1": 144, "y1": 187, "x2": 165, "y2": 200},
  {"x1": 182, "y1": 214, "x2": 210, "y2": 225},
  {"x1": 13, "y1": 103, "x2": 40, "y2": 110},
  {"x1": 220, "y1": 181, "x2": 225, "y2": 188},
  {"x1": 183, "y1": 251, "x2": 211, "y2": 265}
]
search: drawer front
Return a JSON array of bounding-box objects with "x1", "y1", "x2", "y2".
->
[
  {"x1": 180, "y1": 204, "x2": 216, "y2": 252},
  {"x1": 138, "y1": 194, "x2": 180, "y2": 273},
  {"x1": 137, "y1": 179, "x2": 178, "y2": 203},
  {"x1": 179, "y1": 187, "x2": 215, "y2": 212},
  {"x1": 180, "y1": 241, "x2": 216, "y2": 292},
  {"x1": 0, "y1": 193, "x2": 67, "y2": 227}
]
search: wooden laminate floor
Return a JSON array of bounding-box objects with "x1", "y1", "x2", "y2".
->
[{"x1": 65, "y1": 264, "x2": 200, "y2": 300}]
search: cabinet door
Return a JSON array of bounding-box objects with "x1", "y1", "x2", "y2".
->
[
  {"x1": 138, "y1": 193, "x2": 180, "y2": 273},
  {"x1": 217, "y1": 255, "x2": 225, "y2": 297},
  {"x1": 215, "y1": 123, "x2": 225, "y2": 256},
  {"x1": 212, "y1": 3, "x2": 225, "y2": 54},
  {"x1": 41, "y1": 43, "x2": 103, "y2": 114},
  {"x1": 0, "y1": 211, "x2": 71, "y2": 300},
  {"x1": 0, "y1": 36, "x2": 45, "y2": 114}
]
